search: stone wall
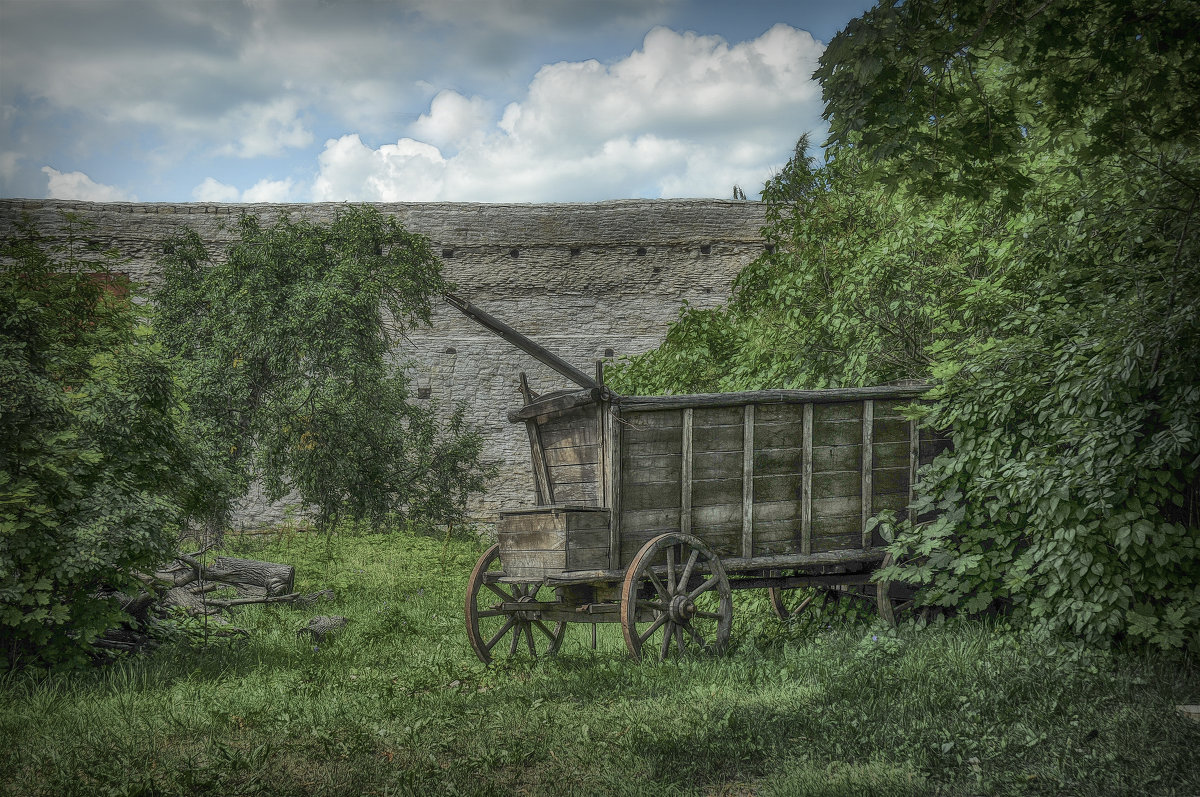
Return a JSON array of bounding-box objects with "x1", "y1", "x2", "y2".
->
[{"x1": 0, "y1": 198, "x2": 768, "y2": 527}]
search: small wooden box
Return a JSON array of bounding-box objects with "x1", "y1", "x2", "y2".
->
[{"x1": 497, "y1": 506, "x2": 611, "y2": 578}]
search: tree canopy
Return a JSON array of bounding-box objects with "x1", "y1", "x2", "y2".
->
[
  {"x1": 609, "y1": 0, "x2": 1200, "y2": 650},
  {"x1": 154, "y1": 205, "x2": 491, "y2": 535}
]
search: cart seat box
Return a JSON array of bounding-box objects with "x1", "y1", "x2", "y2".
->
[{"x1": 497, "y1": 506, "x2": 611, "y2": 578}]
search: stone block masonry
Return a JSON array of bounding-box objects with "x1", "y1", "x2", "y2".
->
[{"x1": 0, "y1": 199, "x2": 768, "y2": 527}]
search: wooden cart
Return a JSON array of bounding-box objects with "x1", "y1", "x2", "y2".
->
[{"x1": 446, "y1": 295, "x2": 949, "y2": 662}]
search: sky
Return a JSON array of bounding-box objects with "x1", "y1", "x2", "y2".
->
[{"x1": 0, "y1": 0, "x2": 876, "y2": 204}]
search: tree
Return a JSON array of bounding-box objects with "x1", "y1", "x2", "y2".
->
[
  {"x1": 154, "y1": 205, "x2": 491, "y2": 535},
  {"x1": 0, "y1": 218, "x2": 224, "y2": 669},
  {"x1": 613, "y1": 0, "x2": 1200, "y2": 650}
]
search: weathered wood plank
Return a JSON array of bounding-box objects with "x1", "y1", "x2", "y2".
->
[
  {"x1": 550, "y1": 462, "x2": 599, "y2": 485},
  {"x1": 871, "y1": 466, "x2": 910, "y2": 496},
  {"x1": 520, "y1": 374, "x2": 553, "y2": 505},
  {"x1": 812, "y1": 470, "x2": 861, "y2": 498},
  {"x1": 754, "y1": 473, "x2": 803, "y2": 502},
  {"x1": 862, "y1": 399, "x2": 873, "y2": 548},
  {"x1": 681, "y1": 408, "x2": 693, "y2": 536},
  {"x1": 553, "y1": 481, "x2": 598, "y2": 504},
  {"x1": 620, "y1": 507, "x2": 683, "y2": 534},
  {"x1": 753, "y1": 447, "x2": 804, "y2": 476},
  {"x1": 812, "y1": 419, "x2": 863, "y2": 447},
  {"x1": 690, "y1": 424, "x2": 744, "y2": 453},
  {"x1": 540, "y1": 422, "x2": 599, "y2": 450},
  {"x1": 908, "y1": 419, "x2": 919, "y2": 511},
  {"x1": 693, "y1": 450, "x2": 743, "y2": 479},
  {"x1": 813, "y1": 444, "x2": 862, "y2": 472},
  {"x1": 545, "y1": 444, "x2": 600, "y2": 467},
  {"x1": 508, "y1": 388, "x2": 600, "y2": 421},
  {"x1": 871, "y1": 418, "x2": 911, "y2": 444},
  {"x1": 872, "y1": 441, "x2": 910, "y2": 469},
  {"x1": 498, "y1": 528, "x2": 566, "y2": 551},
  {"x1": 810, "y1": 514, "x2": 867, "y2": 537},
  {"x1": 753, "y1": 499, "x2": 802, "y2": 523},
  {"x1": 622, "y1": 410, "x2": 683, "y2": 430},
  {"x1": 691, "y1": 477, "x2": 743, "y2": 507},
  {"x1": 802, "y1": 402, "x2": 813, "y2": 555},
  {"x1": 624, "y1": 435, "x2": 683, "y2": 456},
  {"x1": 609, "y1": 408, "x2": 623, "y2": 570},
  {"x1": 753, "y1": 528, "x2": 861, "y2": 557},
  {"x1": 742, "y1": 404, "x2": 755, "y2": 558},
  {"x1": 623, "y1": 454, "x2": 682, "y2": 485},
  {"x1": 623, "y1": 481, "x2": 681, "y2": 511},
  {"x1": 754, "y1": 403, "x2": 804, "y2": 424},
  {"x1": 812, "y1": 494, "x2": 862, "y2": 519},
  {"x1": 616, "y1": 385, "x2": 930, "y2": 411},
  {"x1": 754, "y1": 421, "x2": 806, "y2": 449},
  {"x1": 692, "y1": 406, "x2": 745, "y2": 427},
  {"x1": 568, "y1": 546, "x2": 610, "y2": 572},
  {"x1": 813, "y1": 402, "x2": 862, "y2": 422}
]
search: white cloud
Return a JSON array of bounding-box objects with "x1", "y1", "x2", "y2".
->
[
  {"x1": 410, "y1": 91, "x2": 493, "y2": 152},
  {"x1": 192, "y1": 177, "x2": 240, "y2": 202},
  {"x1": 42, "y1": 167, "x2": 135, "y2": 201},
  {"x1": 242, "y1": 178, "x2": 299, "y2": 203},
  {"x1": 310, "y1": 24, "x2": 826, "y2": 202},
  {"x1": 191, "y1": 176, "x2": 299, "y2": 203},
  {"x1": 215, "y1": 98, "x2": 314, "y2": 158}
]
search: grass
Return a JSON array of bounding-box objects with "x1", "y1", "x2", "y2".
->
[{"x1": 2, "y1": 527, "x2": 1198, "y2": 796}]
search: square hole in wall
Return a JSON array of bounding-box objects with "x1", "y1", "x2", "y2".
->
[
  {"x1": 442, "y1": 248, "x2": 454, "y2": 258},
  {"x1": 700, "y1": 244, "x2": 712, "y2": 255}
]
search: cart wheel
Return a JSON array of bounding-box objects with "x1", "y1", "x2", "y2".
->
[
  {"x1": 767, "y1": 581, "x2": 872, "y2": 620},
  {"x1": 621, "y1": 533, "x2": 732, "y2": 661},
  {"x1": 875, "y1": 552, "x2": 920, "y2": 625},
  {"x1": 465, "y1": 543, "x2": 566, "y2": 664}
]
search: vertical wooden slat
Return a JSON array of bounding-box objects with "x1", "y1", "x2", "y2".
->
[
  {"x1": 681, "y1": 408, "x2": 693, "y2": 536},
  {"x1": 519, "y1": 373, "x2": 553, "y2": 506},
  {"x1": 608, "y1": 407, "x2": 622, "y2": 570},
  {"x1": 861, "y1": 399, "x2": 874, "y2": 548},
  {"x1": 801, "y1": 402, "x2": 813, "y2": 555},
  {"x1": 908, "y1": 418, "x2": 919, "y2": 521},
  {"x1": 598, "y1": 403, "x2": 609, "y2": 507},
  {"x1": 742, "y1": 404, "x2": 755, "y2": 558}
]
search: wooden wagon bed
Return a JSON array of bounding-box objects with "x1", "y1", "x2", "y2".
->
[{"x1": 445, "y1": 293, "x2": 949, "y2": 662}]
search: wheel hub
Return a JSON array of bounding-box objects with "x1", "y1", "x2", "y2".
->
[{"x1": 668, "y1": 595, "x2": 696, "y2": 624}]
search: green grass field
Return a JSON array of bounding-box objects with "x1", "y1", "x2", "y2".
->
[{"x1": 2, "y1": 528, "x2": 1197, "y2": 796}]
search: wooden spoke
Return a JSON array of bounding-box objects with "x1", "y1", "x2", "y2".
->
[
  {"x1": 621, "y1": 533, "x2": 732, "y2": 661},
  {"x1": 485, "y1": 582, "x2": 517, "y2": 603},
  {"x1": 688, "y1": 573, "x2": 722, "y2": 602},
  {"x1": 875, "y1": 552, "x2": 921, "y2": 626},
  {"x1": 647, "y1": 569, "x2": 671, "y2": 601},
  {"x1": 485, "y1": 617, "x2": 516, "y2": 651},
  {"x1": 638, "y1": 613, "x2": 669, "y2": 644},
  {"x1": 666, "y1": 546, "x2": 677, "y2": 595},
  {"x1": 678, "y1": 549, "x2": 700, "y2": 593},
  {"x1": 464, "y1": 543, "x2": 567, "y2": 664}
]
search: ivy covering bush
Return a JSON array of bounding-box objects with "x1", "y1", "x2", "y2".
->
[{"x1": 610, "y1": 0, "x2": 1200, "y2": 650}]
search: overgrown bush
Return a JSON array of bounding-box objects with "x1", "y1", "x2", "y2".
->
[{"x1": 0, "y1": 219, "x2": 224, "y2": 669}]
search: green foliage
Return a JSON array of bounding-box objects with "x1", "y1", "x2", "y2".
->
[
  {"x1": 613, "y1": 2, "x2": 1200, "y2": 650},
  {"x1": 154, "y1": 205, "x2": 491, "y2": 534},
  {"x1": 0, "y1": 218, "x2": 224, "y2": 669}
]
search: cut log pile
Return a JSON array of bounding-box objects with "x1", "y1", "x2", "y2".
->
[{"x1": 95, "y1": 548, "x2": 337, "y2": 654}]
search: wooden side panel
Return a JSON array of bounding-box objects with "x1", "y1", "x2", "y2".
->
[
  {"x1": 619, "y1": 409, "x2": 682, "y2": 566},
  {"x1": 497, "y1": 509, "x2": 611, "y2": 577},
  {"x1": 538, "y1": 404, "x2": 603, "y2": 506}
]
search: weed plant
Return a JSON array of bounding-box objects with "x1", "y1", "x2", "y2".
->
[{"x1": 1, "y1": 528, "x2": 1197, "y2": 796}]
